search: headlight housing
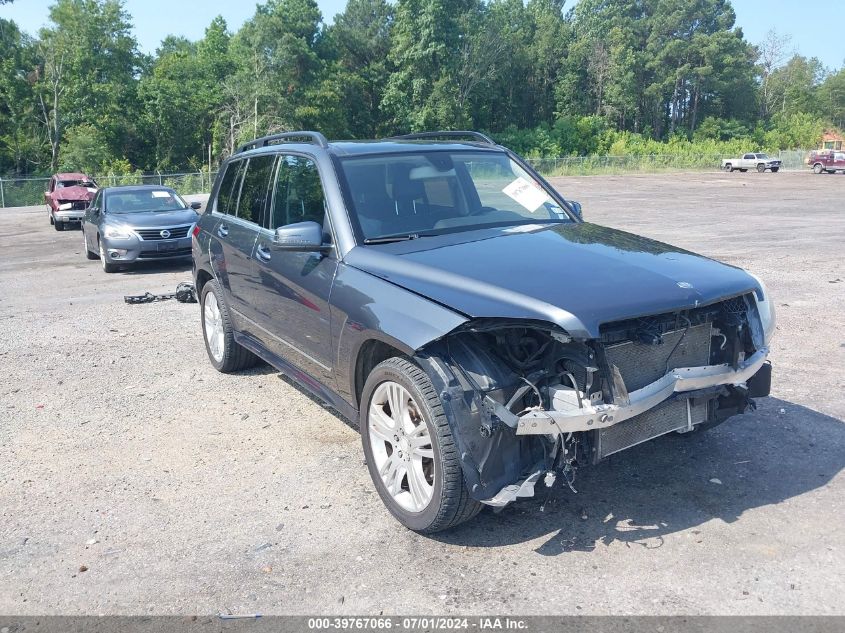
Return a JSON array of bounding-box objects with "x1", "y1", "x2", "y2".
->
[
  {"x1": 749, "y1": 273, "x2": 776, "y2": 345},
  {"x1": 103, "y1": 225, "x2": 134, "y2": 239}
]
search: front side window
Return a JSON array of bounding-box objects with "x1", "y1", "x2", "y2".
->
[
  {"x1": 267, "y1": 155, "x2": 327, "y2": 230},
  {"x1": 234, "y1": 155, "x2": 276, "y2": 225},
  {"x1": 338, "y1": 151, "x2": 572, "y2": 241}
]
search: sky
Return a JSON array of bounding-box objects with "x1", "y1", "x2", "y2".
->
[{"x1": 2, "y1": 0, "x2": 844, "y2": 70}]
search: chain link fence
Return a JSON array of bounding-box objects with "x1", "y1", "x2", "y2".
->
[
  {"x1": 525, "y1": 149, "x2": 810, "y2": 177},
  {"x1": 0, "y1": 150, "x2": 810, "y2": 208},
  {"x1": 0, "y1": 171, "x2": 218, "y2": 209}
]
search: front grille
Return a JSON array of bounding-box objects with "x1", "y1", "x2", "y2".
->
[
  {"x1": 604, "y1": 323, "x2": 712, "y2": 392},
  {"x1": 140, "y1": 247, "x2": 192, "y2": 259},
  {"x1": 136, "y1": 226, "x2": 191, "y2": 241},
  {"x1": 58, "y1": 200, "x2": 89, "y2": 210},
  {"x1": 596, "y1": 398, "x2": 707, "y2": 459}
]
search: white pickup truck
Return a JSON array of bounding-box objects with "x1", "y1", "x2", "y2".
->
[{"x1": 721, "y1": 153, "x2": 782, "y2": 173}]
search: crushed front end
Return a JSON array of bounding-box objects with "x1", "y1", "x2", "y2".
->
[{"x1": 415, "y1": 290, "x2": 774, "y2": 508}]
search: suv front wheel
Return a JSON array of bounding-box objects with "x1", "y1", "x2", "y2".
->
[
  {"x1": 361, "y1": 357, "x2": 482, "y2": 533},
  {"x1": 200, "y1": 280, "x2": 258, "y2": 373}
]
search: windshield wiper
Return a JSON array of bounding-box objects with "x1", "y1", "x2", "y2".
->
[{"x1": 363, "y1": 232, "x2": 437, "y2": 244}]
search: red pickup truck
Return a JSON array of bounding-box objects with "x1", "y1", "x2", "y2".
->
[
  {"x1": 45, "y1": 172, "x2": 99, "y2": 231},
  {"x1": 807, "y1": 150, "x2": 845, "y2": 174}
]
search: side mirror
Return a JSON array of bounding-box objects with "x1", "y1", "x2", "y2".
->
[
  {"x1": 271, "y1": 221, "x2": 327, "y2": 252},
  {"x1": 190, "y1": 201, "x2": 202, "y2": 210},
  {"x1": 568, "y1": 201, "x2": 583, "y2": 221}
]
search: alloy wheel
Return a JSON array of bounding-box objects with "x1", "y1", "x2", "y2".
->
[
  {"x1": 203, "y1": 291, "x2": 225, "y2": 363},
  {"x1": 367, "y1": 381, "x2": 435, "y2": 512}
]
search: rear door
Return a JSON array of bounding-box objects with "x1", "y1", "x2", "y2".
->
[
  {"x1": 208, "y1": 157, "x2": 266, "y2": 321},
  {"x1": 249, "y1": 153, "x2": 338, "y2": 385}
]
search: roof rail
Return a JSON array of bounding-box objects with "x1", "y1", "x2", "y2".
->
[
  {"x1": 236, "y1": 131, "x2": 329, "y2": 154},
  {"x1": 388, "y1": 130, "x2": 497, "y2": 145}
]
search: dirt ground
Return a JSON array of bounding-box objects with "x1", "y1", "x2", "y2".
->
[{"x1": 0, "y1": 171, "x2": 843, "y2": 616}]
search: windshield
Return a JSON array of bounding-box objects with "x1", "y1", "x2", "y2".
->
[
  {"x1": 338, "y1": 151, "x2": 573, "y2": 241},
  {"x1": 58, "y1": 179, "x2": 95, "y2": 188},
  {"x1": 105, "y1": 189, "x2": 188, "y2": 214}
]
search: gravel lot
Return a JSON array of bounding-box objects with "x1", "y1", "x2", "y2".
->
[{"x1": 1, "y1": 172, "x2": 843, "y2": 616}]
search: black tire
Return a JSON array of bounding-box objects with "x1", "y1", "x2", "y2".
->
[
  {"x1": 200, "y1": 280, "x2": 257, "y2": 373},
  {"x1": 724, "y1": 163, "x2": 733, "y2": 172},
  {"x1": 98, "y1": 238, "x2": 119, "y2": 273},
  {"x1": 756, "y1": 163, "x2": 766, "y2": 173},
  {"x1": 54, "y1": 220, "x2": 65, "y2": 231},
  {"x1": 813, "y1": 163, "x2": 824, "y2": 174},
  {"x1": 82, "y1": 228, "x2": 98, "y2": 260},
  {"x1": 770, "y1": 167, "x2": 779, "y2": 173},
  {"x1": 360, "y1": 357, "x2": 482, "y2": 533}
]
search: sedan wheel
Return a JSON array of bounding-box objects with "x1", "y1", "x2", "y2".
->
[
  {"x1": 82, "y1": 228, "x2": 97, "y2": 259},
  {"x1": 361, "y1": 357, "x2": 482, "y2": 533},
  {"x1": 99, "y1": 241, "x2": 118, "y2": 273},
  {"x1": 368, "y1": 381, "x2": 435, "y2": 512}
]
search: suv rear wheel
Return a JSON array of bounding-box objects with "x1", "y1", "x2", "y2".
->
[
  {"x1": 200, "y1": 280, "x2": 257, "y2": 373},
  {"x1": 361, "y1": 357, "x2": 482, "y2": 533}
]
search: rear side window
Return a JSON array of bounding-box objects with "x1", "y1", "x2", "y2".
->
[
  {"x1": 215, "y1": 160, "x2": 245, "y2": 215},
  {"x1": 234, "y1": 155, "x2": 276, "y2": 225},
  {"x1": 267, "y1": 155, "x2": 327, "y2": 229}
]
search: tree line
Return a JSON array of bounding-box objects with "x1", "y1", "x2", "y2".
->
[{"x1": 0, "y1": 0, "x2": 843, "y2": 177}]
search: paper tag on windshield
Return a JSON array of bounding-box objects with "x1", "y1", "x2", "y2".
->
[
  {"x1": 152, "y1": 191, "x2": 172, "y2": 198},
  {"x1": 502, "y1": 177, "x2": 549, "y2": 212}
]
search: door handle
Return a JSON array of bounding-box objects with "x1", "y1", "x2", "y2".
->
[
  {"x1": 255, "y1": 244, "x2": 272, "y2": 262},
  {"x1": 217, "y1": 223, "x2": 229, "y2": 238}
]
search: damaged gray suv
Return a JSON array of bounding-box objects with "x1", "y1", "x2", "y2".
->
[{"x1": 192, "y1": 131, "x2": 774, "y2": 533}]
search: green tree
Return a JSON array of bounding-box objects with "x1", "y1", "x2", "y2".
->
[
  {"x1": 0, "y1": 19, "x2": 42, "y2": 173},
  {"x1": 36, "y1": 0, "x2": 140, "y2": 170},
  {"x1": 382, "y1": 0, "x2": 476, "y2": 131},
  {"x1": 327, "y1": 0, "x2": 394, "y2": 137}
]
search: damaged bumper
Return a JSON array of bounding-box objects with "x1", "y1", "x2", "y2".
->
[{"x1": 514, "y1": 348, "x2": 769, "y2": 436}]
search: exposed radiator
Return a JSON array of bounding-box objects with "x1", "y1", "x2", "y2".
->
[
  {"x1": 604, "y1": 323, "x2": 712, "y2": 392},
  {"x1": 596, "y1": 398, "x2": 707, "y2": 460}
]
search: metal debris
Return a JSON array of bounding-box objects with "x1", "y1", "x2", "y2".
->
[{"x1": 124, "y1": 282, "x2": 197, "y2": 304}]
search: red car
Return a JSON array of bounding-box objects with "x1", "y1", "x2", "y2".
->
[
  {"x1": 45, "y1": 172, "x2": 99, "y2": 231},
  {"x1": 807, "y1": 150, "x2": 845, "y2": 174}
]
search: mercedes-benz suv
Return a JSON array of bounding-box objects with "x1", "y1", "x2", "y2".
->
[{"x1": 192, "y1": 131, "x2": 774, "y2": 533}]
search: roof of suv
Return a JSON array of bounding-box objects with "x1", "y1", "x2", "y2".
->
[
  {"x1": 235, "y1": 140, "x2": 504, "y2": 160},
  {"x1": 230, "y1": 131, "x2": 506, "y2": 161}
]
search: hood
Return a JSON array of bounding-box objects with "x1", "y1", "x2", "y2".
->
[
  {"x1": 104, "y1": 208, "x2": 198, "y2": 228},
  {"x1": 344, "y1": 223, "x2": 760, "y2": 339},
  {"x1": 51, "y1": 185, "x2": 97, "y2": 202}
]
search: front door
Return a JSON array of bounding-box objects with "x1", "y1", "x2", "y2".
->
[{"x1": 249, "y1": 154, "x2": 338, "y2": 386}]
